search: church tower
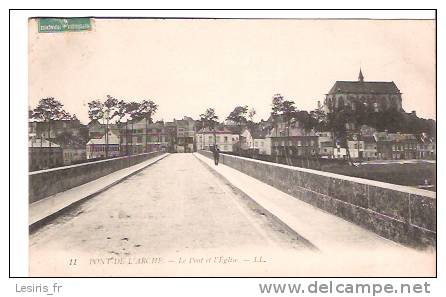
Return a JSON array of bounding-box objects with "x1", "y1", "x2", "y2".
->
[{"x1": 358, "y1": 68, "x2": 364, "y2": 82}]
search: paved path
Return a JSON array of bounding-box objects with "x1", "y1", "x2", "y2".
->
[{"x1": 29, "y1": 154, "x2": 306, "y2": 276}]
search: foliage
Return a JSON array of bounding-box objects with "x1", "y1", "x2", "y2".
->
[
  {"x1": 31, "y1": 97, "x2": 71, "y2": 121},
  {"x1": 126, "y1": 101, "x2": 143, "y2": 122},
  {"x1": 226, "y1": 105, "x2": 248, "y2": 126},
  {"x1": 139, "y1": 100, "x2": 158, "y2": 124},
  {"x1": 87, "y1": 100, "x2": 104, "y2": 121},
  {"x1": 199, "y1": 108, "x2": 219, "y2": 131},
  {"x1": 248, "y1": 108, "x2": 256, "y2": 122}
]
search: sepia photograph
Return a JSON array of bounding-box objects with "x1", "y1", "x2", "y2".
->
[{"x1": 26, "y1": 15, "x2": 436, "y2": 277}]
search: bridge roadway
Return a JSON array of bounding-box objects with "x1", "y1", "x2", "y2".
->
[{"x1": 29, "y1": 153, "x2": 435, "y2": 276}]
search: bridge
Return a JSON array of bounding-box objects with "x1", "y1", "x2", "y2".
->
[{"x1": 29, "y1": 152, "x2": 436, "y2": 277}]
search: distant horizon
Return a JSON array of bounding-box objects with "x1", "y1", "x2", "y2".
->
[{"x1": 29, "y1": 18, "x2": 436, "y2": 124}]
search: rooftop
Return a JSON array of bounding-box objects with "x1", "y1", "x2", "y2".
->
[
  {"x1": 328, "y1": 81, "x2": 401, "y2": 95},
  {"x1": 29, "y1": 138, "x2": 61, "y2": 148}
]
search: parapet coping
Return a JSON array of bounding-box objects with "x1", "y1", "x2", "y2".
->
[
  {"x1": 29, "y1": 152, "x2": 160, "y2": 176},
  {"x1": 214, "y1": 152, "x2": 436, "y2": 199}
]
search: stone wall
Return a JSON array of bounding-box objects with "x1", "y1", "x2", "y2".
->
[
  {"x1": 29, "y1": 152, "x2": 164, "y2": 203},
  {"x1": 199, "y1": 150, "x2": 436, "y2": 248}
]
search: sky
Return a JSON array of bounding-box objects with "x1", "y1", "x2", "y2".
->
[{"x1": 28, "y1": 18, "x2": 436, "y2": 124}]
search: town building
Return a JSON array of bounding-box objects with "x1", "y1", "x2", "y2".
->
[
  {"x1": 375, "y1": 132, "x2": 418, "y2": 160},
  {"x1": 347, "y1": 136, "x2": 365, "y2": 159},
  {"x1": 196, "y1": 127, "x2": 239, "y2": 153},
  {"x1": 86, "y1": 131, "x2": 120, "y2": 159},
  {"x1": 175, "y1": 116, "x2": 196, "y2": 153},
  {"x1": 417, "y1": 133, "x2": 436, "y2": 160},
  {"x1": 362, "y1": 135, "x2": 378, "y2": 160},
  {"x1": 29, "y1": 117, "x2": 84, "y2": 139},
  {"x1": 269, "y1": 124, "x2": 319, "y2": 158},
  {"x1": 165, "y1": 121, "x2": 177, "y2": 153},
  {"x1": 333, "y1": 146, "x2": 348, "y2": 160},
  {"x1": 29, "y1": 138, "x2": 63, "y2": 171},
  {"x1": 119, "y1": 118, "x2": 155, "y2": 155},
  {"x1": 324, "y1": 69, "x2": 403, "y2": 113},
  {"x1": 240, "y1": 127, "x2": 254, "y2": 150},
  {"x1": 87, "y1": 119, "x2": 105, "y2": 139},
  {"x1": 253, "y1": 134, "x2": 271, "y2": 156},
  {"x1": 316, "y1": 131, "x2": 334, "y2": 158},
  {"x1": 145, "y1": 121, "x2": 169, "y2": 152},
  {"x1": 239, "y1": 126, "x2": 271, "y2": 155}
]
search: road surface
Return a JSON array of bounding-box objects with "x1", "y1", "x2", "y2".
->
[{"x1": 29, "y1": 153, "x2": 307, "y2": 276}]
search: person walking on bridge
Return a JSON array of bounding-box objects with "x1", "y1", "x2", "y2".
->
[{"x1": 213, "y1": 145, "x2": 220, "y2": 166}]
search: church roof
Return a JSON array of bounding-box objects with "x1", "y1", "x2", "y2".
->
[{"x1": 328, "y1": 81, "x2": 401, "y2": 95}]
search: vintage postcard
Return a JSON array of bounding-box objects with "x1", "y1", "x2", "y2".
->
[{"x1": 28, "y1": 16, "x2": 436, "y2": 277}]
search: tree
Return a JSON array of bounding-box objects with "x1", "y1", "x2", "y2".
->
[
  {"x1": 113, "y1": 100, "x2": 129, "y2": 155},
  {"x1": 200, "y1": 108, "x2": 219, "y2": 149},
  {"x1": 326, "y1": 109, "x2": 356, "y2": 166},
  {"x1": 226, "y1": 105, "x2": 249, "y2": 152},
  {"x1": 271, "y1": 93, "x2": 284, "y2": 118},
  {"x1": 270, "y1": 94, "x2": 297, "y2": 164},
  {"x1": 246, "y1": 108, "x2": 258, "y2": 147},
  {"x1": 139, "y1": 100, "x2": 159, "y2": 153},
  {"x1": 126, "y1": 101, "x2": 143, "y2": 155},
  {"x1": 103, "y1": 95, "x2": 119, "y2": 157},
  {"x1": 87, "y1": 96, "x2": 119, "y2": 158},
  {"x1": 248, "y1": 108, "x2": 256, "y2": 122},
  {"x1": 271, "y1": 93, "x2": 297, "y2": 136},
  {"x1": 281, "y1": 100, "x2": 297, "y2": 138},
  {"x1": 227, "y1": 105, "x2": 248, "y2": 126},
  {"x1": 87, "y1": 100, "x2": 104, "y2": 121},
  {"x1": 30, "y1": 97, "x2": 70, "y2": 168},
  {"x1": 310, "y1": 105, "x2": 328, "y2": 132}
]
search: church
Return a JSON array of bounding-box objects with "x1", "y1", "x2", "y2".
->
[{"x1": 324, "y1": 69, "x2": 403, "y2": 113}]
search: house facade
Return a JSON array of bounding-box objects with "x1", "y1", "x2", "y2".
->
[
  {"x1": 375, "y1": 132, "x2": 418, "y2": 160},
  {"x1": 362, "y1": 136, "x2": 378, "y2": 160},
  {"x1": 30, "y1": 118, "x2": 84, "y2": 140},
  {"x1": 175, "y1": 116, "x2": 196, "y2": 153},
  {"x1": 196, "y1": 128, "x2": 239, "y2": 153},
  {"x1": 417, "y1": 133, "x2": 436, "y2": 160},
  {"x1": 86, "y1": 132, "x2": 120, "y2": 159},
  {"x1": 316, "y1": 131, "x2": 334, "y2": 158},
  {"x1": 269, "y1": 117, "x2": 319, "y2": 158}
]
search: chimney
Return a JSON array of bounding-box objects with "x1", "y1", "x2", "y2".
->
[{"x1": 411, "y1": 110, "x2": 417, "y2": 116}]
